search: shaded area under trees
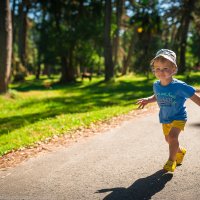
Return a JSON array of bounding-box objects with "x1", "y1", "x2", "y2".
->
[{"x1": 1, "y1": 0, "x2": 200, "y2": 93}]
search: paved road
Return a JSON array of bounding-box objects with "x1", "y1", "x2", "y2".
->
[{"x1": 0, "y1": 101, "x2": 200, "y2": 200}]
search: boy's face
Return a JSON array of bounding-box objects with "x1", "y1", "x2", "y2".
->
[{"x1": 153, "y1": 59, "x2": 176, "y2": 81}]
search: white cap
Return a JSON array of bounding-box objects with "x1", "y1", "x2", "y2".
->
[{"x1": 151, "y1": 49, "x2": 177, "y2": 67}]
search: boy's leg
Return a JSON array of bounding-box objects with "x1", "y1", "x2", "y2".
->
[
  {"x1": 167, "y1": 127, "x2": 181, "y2": 161},
  {"x1": 165, "y1": 135, "x2": 182, "y2": 153}
]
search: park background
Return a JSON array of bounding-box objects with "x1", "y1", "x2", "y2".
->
[{"x1": 0, "y1": 0, "x2": 200, "y2": 157}]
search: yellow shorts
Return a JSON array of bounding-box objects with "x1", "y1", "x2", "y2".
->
[{"x1": 162, "y1": 120, "x2": 186, "y2": 136}]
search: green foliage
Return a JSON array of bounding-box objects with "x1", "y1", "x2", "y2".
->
[
  {"x1": 129, "y1": 1, "x2": 162, "y2": 73},
  {"x1": 9, "y1": 0, "x2": 200, "y2": 81},
  {"x1": 187, "y1": 29, "x2": 200, "y2": 67},
  {"x1": 175, "y1": 72, "x2": 200, "y2": 87}
]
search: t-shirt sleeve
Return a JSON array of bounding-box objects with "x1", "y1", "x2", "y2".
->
[{"x1": 179, "y1": 82, "x2": 196, "y2": 98}]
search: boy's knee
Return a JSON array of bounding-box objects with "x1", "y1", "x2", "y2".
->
[{"x1": 168, "y1": 133, "x2": 179, "y2": 144}]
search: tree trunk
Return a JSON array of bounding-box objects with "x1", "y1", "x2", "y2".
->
[
  {"x1": 35, "y1": 63, "x2": 41, "y2": 80},
  {"x1": 177, "y1": 0, "x2": 195, "y2": 73},
  {"x1": 60, "y1": 51, "x2": 76, "y2": 84},
  {"x1": 18, "y1": 2, "x2": 28, "y2": 68},
  {"x1": 121, "y1": 32, "x2": 135, "y2": 75},
  {"x1": 104, "y1": 0, "x2": 114, "y2": 81},
  {"x1": 11, "y1": 0, "x2": 16, "y2": 69},
  {"x1": 0, "y1": 0, "x2": 12, "y2": 94},
  {"x1": 113, "y1": 0, "x2": 124, "y2": 67}
]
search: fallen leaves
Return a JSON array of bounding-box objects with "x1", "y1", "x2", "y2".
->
[{"x1": 0, "y1": 104, "x2": 158, "y2": 170}]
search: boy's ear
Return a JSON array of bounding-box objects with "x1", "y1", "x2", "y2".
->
[{"x1": 172, "y1": 66, "x2": 178, "y2": 74}]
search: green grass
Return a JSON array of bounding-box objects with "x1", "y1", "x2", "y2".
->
[{"x1": 0, "y1": 72, "x2": 200, "y2": 156}]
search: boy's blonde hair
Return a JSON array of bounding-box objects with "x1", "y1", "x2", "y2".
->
[
  {"x1": 153, "y1": 56, "x2": 177, "y2": 68},
  {"x1": 151, "y1": 49, "x2": 178, "y2": 74}
]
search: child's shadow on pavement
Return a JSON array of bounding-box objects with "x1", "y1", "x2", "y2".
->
[{"x1": 96, "y1": 169, "x2": 173, "y2": 200}]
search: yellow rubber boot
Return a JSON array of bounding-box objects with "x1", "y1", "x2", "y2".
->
[
  {"x1": 176, "y1": 148, "x2": 187, "y2": 165},
  {"x1": 163, "y1": 160, "x2": 177, "y2": 172}
]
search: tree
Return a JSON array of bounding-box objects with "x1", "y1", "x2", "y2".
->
[
  {"x1": 0, "y1": 0, "x2": 12, "y2": 94},
  {"x1": 162, "y1": 0, "x2": 196, "y2": 73},
  {"x1": 177, "y1": 0, "x2": 195, "y2": 73},
  {"x1": 104, "y1": 0, "x2": 114, "y2": 81},
  {"x1": 18, "y1": 0, "x2": 30, "y2": 68},
  {"x1": 122, "y1": 0, "x2": 161, "y2": 75},
  {"x1": 35, "y1": 0, "x2": 104, "y2": 83},
  {"x1": 113, "y1": 0, "x2": 124, "y2": 68},
  {"x1": 121, "y1": 30, "x2": 135, "y2": 75}
]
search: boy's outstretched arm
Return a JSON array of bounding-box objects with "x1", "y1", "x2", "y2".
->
[
  {"x1": 190, "y1": 92, "x2": 200, "y2": 106},
  {"x1": 136, "y1": 94, "x2": 156, "y2": 109}
]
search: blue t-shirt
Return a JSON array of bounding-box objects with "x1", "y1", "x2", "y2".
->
[{"x1": 153, "y1": 79, "x2": 195, "y2": 124}]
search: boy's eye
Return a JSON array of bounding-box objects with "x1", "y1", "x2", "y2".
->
[
  {"x1": 153, "y1": 67, "x2": 169, "y2": 72},
  {"x1": 153, "y1": 68, "x2": 161, "y2": 72}
]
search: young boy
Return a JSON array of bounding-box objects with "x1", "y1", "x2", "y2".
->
[{"x1": 137, "y1": 49, "x2": 200, "y2": 172}]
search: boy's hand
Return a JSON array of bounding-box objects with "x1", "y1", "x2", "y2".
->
[{"x1": 136, "y1": 98, "x2": 149, "y2": 109}]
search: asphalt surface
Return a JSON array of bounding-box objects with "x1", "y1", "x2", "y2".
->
[{"x1": 0, "y1": 101, "x2": 200, "y2": 200}]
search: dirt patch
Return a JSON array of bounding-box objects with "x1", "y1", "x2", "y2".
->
[{"x1": 0, "y1": 105, "x2": 158, "y2": 170}]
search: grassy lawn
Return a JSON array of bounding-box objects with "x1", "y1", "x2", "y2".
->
[{"x1": 0, "y1": 72, "x2": 200, "y2": 156}]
